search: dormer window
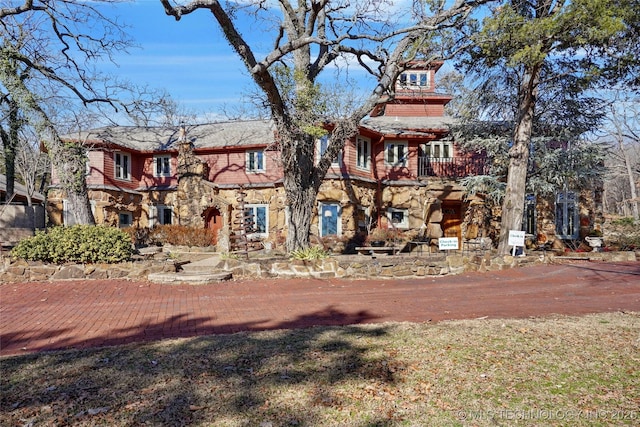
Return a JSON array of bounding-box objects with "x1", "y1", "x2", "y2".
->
[{"x1": 398, "y1": 71, "x2": 430, "y2": 88}]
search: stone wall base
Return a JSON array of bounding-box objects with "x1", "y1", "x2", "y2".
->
[{"x1": 1, "y1": 251, "x2": 637, "y2": 283}]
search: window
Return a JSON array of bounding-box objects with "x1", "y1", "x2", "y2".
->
[
  {"x1": 357, "y1": 206, "x2": 373, "y2": 232},
  {"x1": 318, "y1": 135, "x2": 341, "y2": 165},
  {"x1": 246, "y1": 150, "x2": 265, "y2": 172},
  {"x1": 114, "y1": 152, "x2": 130, "y2": 180},
  {"x1": 244, "y1": 204, "x2": 268, "y2": 236},
  {"x1": 421, "y1": 141, "x2": 453, "y2": 159},
  {"x1": 523, "y1": 194, "x2": 536, "y2": 235},
  {"x1": 398, "y1": 71, "x2": 430, "y2": 88},
  {"x1": 319, "y1": 203, "x2": 341, "y2": 237},
  {"x1": 154, "y1": 155, "x2": 171, "y2": 177},
  {"x1": 356, "y1": 137, "x2": 371, "y2": 170},
  {"x1": 150, "y1": 205, "x2": 173, "y2": 227},
  {"x1": 386, "y1": 208, "x2": 409, "y2": 229},
  {"x1": 119, "y1": 212, "x2": 133, "y2": 228},
  {"x1": 385, "y1": 142, "x2": 408, "y2": 167}
]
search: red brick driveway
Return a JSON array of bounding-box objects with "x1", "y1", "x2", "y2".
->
[{"x1": 1, "y1": 261, "x2": 639, "y2": 357}]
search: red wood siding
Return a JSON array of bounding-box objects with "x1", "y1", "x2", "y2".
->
[
  {"x1": 201, "y1": 149, "x2": 283, "y2": 185},
  {"x1": 86, "y1": 151, "x2": 105, "y2": 186},
  {"x1": 102, "y1": 150, "x2": 140, "y2": 190},
  {"x1": 138, "y1": 155, "x2": 178, "y2": 188},
  {"x1": 383, "y1": 103, "x2": 445, "y2": 117}
]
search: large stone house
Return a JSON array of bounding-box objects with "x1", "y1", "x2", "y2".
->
[{"x1": 47, "y1": 61, "x2": 601, "y2": 252}]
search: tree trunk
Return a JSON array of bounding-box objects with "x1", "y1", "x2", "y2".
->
[
  {"x1": 284, "y1": 184, "x2": 317, "y2": 251},
  {"x1": 619, "y1": 134, "x2": 639, "y2": 220},
  {"x1": 0, "y1": 100, "x2": 20, "y2": 202},
  {"x1": 47, "y1": 142, "x2": 95, "y2": 225},
  {"x1": 280, "y1": 126, "x2": 319, "y2": 252},
  {"x1": 497, "y1": 66, "x2": 540, "y2": 254}
]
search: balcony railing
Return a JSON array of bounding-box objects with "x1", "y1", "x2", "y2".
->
[{"x1": 418, "y1": 156, "x2": 489, "y2": 178}]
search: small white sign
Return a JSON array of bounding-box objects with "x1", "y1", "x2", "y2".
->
[
  {"x1": 439, "y1": 237, "x2": 459, "y2": 250},
  {"x1": 508, "y1": 230, "x2": 526, "y2": 247}
]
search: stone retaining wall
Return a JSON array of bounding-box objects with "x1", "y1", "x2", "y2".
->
[
  {"x1": 0, "y1": 258, "x2": 177, "y2": 283},
  {"x1": 1, "y1": 250, "x2": 637, "y2": 283},
  {"x1": 215, "y1": 251, "x2": 637, "y2": 280}
]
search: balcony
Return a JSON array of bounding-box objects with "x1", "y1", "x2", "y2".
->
[{"x1": 418, "y1": 156, "x2": 489, "y2": 179}]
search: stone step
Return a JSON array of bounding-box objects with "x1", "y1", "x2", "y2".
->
[
  {"x1": 179, "y1": 255, "x2": 222, "y2": 273},
  {"x1": 147, "y1": 271, "x2": 232, "y2": 285}
]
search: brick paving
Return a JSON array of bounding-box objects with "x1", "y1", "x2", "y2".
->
[{"x1": 1, "y1": 261, "x2": 639, "y2": 357}]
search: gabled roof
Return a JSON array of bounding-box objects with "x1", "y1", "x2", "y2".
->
[
  {"x1": 66, "y1": 115, "x2": 453, "y2": 153},
  {"x1": 65, "y1": 120, "x2": 276, "y2": 152},
  {"x1": 360, "y1": 116, "x2": 453, "y2": 137}
]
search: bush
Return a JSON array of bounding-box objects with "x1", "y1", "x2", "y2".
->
[
  {"x1": 611, "y1": 217, "x2": 636, "y2": 226},
  {"x1": 289, "y1": 246, "x2": 330, "y2": 261},
  {"x1": 11, "y1": 225, "x2": 133, "y2": 264},
  {"x1": 148, "y1": 225, "x2": 215, "y2": 247}
]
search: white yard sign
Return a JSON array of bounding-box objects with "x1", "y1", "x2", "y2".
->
[
  {"x1": 438, "y1": 237, "x2": 459, "y2": 251},
  {"x1": 508, "y1": 230, "x2": 526, "y2": 256},
  {"x1": 508, "y1": 230, "x2": 526, "y2": 247}
]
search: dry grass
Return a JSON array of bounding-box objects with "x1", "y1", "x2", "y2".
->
[{"x1": 1, "y1": 312, "x2": 639, "y2": 426}]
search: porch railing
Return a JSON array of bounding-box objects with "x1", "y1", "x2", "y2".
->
[{"x1": 417, "y1": 156, "x2": 489, "y2": 178}]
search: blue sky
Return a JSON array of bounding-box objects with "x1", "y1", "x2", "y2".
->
[
  {"x1": 101, "y1": 1, "x2": 258, "y2": 117},
  {"x1": 97, "y1": 1, "x2": 457, "y2": 121}
]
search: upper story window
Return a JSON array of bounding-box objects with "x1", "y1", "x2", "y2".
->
[
  {"x1": 114, "y1": 152, "x2": 130, "y2": 180},
  {"x1": 421, "y1": 141, "x2": 453, "y2": 159},
  {"x1": 154, "y1": 155, "x2": 171, "y2": 177},
  {"x1": 385, "y1": 141, "x2": 408, "y2": 167},
  {"x1": 398, "y1": 71, "x2": 430, "y2": 89},
  {"x1": 356, "y1": 136, "x2": 371, "y2": 171},
  {"x1": 246, "y1": 150, "x2": 265, "y2": 173},
  {"x1": 317, "y1": 135, "x2": 341, "y2": 166}
]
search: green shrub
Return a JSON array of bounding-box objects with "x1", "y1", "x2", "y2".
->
[
  {"x1": 289, "y1": 246, "x2": 330, "y2": 261},
  {"x1": 11, "y1": 225, "x2": 133, "y2": 264},
  {"x1": 611, "y1": 217, "x2": 636, "y2": 226}
]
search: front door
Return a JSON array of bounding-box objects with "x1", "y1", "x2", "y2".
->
[
  {"x1": 204, "y1": 207, "x2": 224, "y2": 244},
  {"x1": 441, "y1": 202, "x2": 462, "y2": 246},
  {"x1": 319, "y1": 203, "x2": 340, "y2": 237}
]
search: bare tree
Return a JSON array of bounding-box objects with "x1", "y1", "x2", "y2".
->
[
  {"x1": 14, "y1": 126, "x2": 50, "y2": 206},
  {"x1": 160, "y1": 0, "x2": 485, "y2": 251},
  {"x1": 603, "y1": 93, "x2": 640, "y2": 219},
  {"x1": 0, "y1": 1, "x2": 139, "y2": 224}
]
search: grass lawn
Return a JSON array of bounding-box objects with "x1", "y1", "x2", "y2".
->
[{"x1": 1, "y1": 312, "x2": 639, "y2": 426}]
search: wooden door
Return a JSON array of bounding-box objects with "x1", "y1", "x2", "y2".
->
[
  {"x1": 205, "y1": 207, "x2": 224, "y2": 245},
  {"x1": 441, "y1": 202, "x2": 462, "y2": 247}
]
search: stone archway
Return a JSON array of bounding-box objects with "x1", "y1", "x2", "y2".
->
[{"x1": 204, "y1": 207, "x2": 224, "y2": 245}]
